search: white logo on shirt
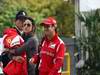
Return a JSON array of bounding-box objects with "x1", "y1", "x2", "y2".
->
[{"x1": 49, "y1": 44, "x2": 56, "y2": 49}]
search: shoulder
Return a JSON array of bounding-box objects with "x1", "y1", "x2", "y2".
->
[
  {"x1": 57, "y1": 37, "x2": 64, "y2": 45},
  {"x1": 31, "y1": 35, "x2": 38, "y2": 42},
  {"x1": 27, "y1": 35, "x2": 39, "y2": 45}
]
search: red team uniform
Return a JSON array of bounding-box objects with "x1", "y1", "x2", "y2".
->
[{"x1": 33, "y1": 33, "x2": 65, "y2": 75}]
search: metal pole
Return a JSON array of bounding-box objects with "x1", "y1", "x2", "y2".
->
[
  {"x1": 75, "y1": 0, "x2": 81, "y2": 39},
  {"x1": 74, "y1": 0, "x2": 81, "y2": 75}
]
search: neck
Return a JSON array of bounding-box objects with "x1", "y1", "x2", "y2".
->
[
  {"x1": 47, "y1": 31, "x2": 56, "y2": 40},
  {"x1": 15, "y1": 26, "x2": 22, "y2": 31}
]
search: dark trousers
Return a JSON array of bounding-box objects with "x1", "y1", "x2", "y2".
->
[{"x1": 28, "y1": 63, "x2": 35, "y2": 75}]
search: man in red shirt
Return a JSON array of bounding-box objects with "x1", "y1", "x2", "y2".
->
[{"x1": 30, "y1": 17, "x2": 65, "y2": 75}]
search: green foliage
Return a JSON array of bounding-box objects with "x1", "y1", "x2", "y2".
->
[
  {"x1": 0, "y1": 0, "x2": 74, "y2": 37},
  {"x1": 55, "y1": 2, "x2": 75, "y2": 37},
  {"x1": 77, "y1": 9, "x2": 100, "y2": 75}
]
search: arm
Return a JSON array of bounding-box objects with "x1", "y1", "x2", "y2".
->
[
  {"x1": 14, "y1": 37, "x2": 38, "y2": 56},
  {"x1": 29, "y1": 53, "x2": 39, "y2": 64},
  {"x1": 29, "y1": 37, "x2": 45, "y2": 64},
  {"x1": 49, "y1": 43, "x2": 65, "y2": 75}
]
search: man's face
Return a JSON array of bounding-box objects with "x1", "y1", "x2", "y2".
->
[
  {"x1": 43, "y1": 25, "x2": 55, "y2": 37},
  {"x1": 15, "y1": 20, "x2": 23, "y2": 31}
]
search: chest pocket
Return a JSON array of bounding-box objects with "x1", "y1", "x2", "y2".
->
[
  {"x1": 41, "y1": 40, "x2": 60, "y2": 57},
  {"x1": 47, "y1": 47, "x2": 55, "y2": 57}
]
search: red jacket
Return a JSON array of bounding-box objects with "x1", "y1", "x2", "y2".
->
[
  {"x1": 33, "y1": 34, "x2": 65, "y2": 75},
  {"x1": 3, "y1": 52, "x2": 28, "y2": 75}
]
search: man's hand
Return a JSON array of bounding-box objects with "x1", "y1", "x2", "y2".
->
[
  {"x1": 12, "y1": 56, "x2": 24, "y2": 63},
  {"x1": 29, "y1": 58, "x2": 35, "y2": 64},
  {"x1": 0, "y1": 62, "x2": 3, "y2": 69},
  {"x1": 9, "y1": 49, "x2": 15, "y2": 54}
]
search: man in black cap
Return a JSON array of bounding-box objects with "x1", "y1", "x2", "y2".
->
[{"x1": 14, "y1": 10, "x2": 27, "y2": 36}]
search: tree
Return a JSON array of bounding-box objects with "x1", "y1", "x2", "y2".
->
[{"x1": 77, "y1": 9, "x2": 100, "y2": 75}]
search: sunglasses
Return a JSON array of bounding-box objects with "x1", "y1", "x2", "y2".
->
[{"x1": 23, "y1": 23, "x2": 32, "y2": 27}]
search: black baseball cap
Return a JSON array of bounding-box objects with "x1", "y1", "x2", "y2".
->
[
  {"x1": 15, "y1": 15, "x2": 27, "y2": 22},
  {"x1": 15, "y1": 10, "x2": 27, "y2": 20}
]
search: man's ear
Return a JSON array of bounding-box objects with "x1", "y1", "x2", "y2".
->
[{"x1": 54, "y1": 24, "x2": 57, "y2": 28}]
